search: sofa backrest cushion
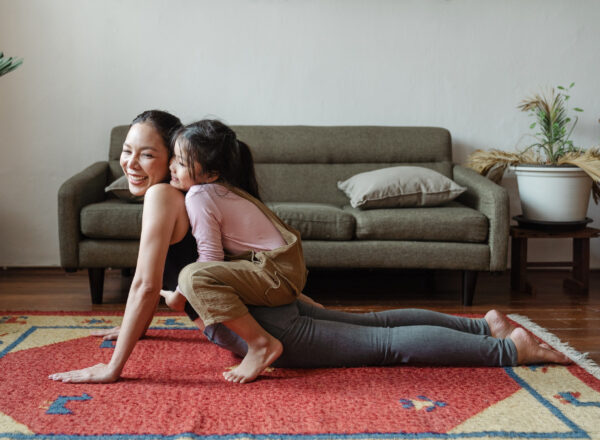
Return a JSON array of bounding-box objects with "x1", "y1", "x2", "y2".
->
[
  {"x1": 108, "y1": 125, "x2": 452, "y2": 206},
  {"x1": 233, "y1": 126, "x2": 451, "y2": 162},
  {"x1": 233, "y1": 126, "x2": 452, "y2": 206}
]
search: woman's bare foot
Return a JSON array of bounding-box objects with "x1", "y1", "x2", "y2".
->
[
  {"x1": 160, "y1": 289, "x2": 187, "y2": 312},
  {"x1": 222, "y1": 335, "x2": 282, "y2": 384},
  {"x1": 510, "y1": 327, "x2": 571, "y2": 365},
  {"x1": 485, "y1": 309, "x2": 516, "y2": 339}
]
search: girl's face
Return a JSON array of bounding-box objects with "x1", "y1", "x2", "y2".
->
[
  {"x1": 169, "y1": 139, "x2": 218, "y2": 191},
  {"x1": 120, "y1": 122, "x2": 170, "y2": 196}
]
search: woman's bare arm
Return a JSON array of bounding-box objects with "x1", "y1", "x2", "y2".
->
[
  {"x1": 89, "y1": 296, "x2": 162, "y2": 341},
  {"x1": 49, "y1": 185, "x2": 187, "y2": 383}
]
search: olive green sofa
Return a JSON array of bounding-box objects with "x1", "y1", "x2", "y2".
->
[{"x1": 58, "y1": 125, "x2": 509, "y2": 305}]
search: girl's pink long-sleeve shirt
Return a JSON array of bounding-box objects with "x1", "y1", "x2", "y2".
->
[{"x1": 185, "y1": 184, "x2": 286, "y2": 262}]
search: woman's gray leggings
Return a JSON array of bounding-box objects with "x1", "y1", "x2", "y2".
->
[{"x1": 202, "y1": 301, "x2": 518, "y2": 368}]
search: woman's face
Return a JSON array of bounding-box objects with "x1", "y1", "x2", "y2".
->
[{"x1": 120, "y1": 122, "x2": 170, "y2": 196}]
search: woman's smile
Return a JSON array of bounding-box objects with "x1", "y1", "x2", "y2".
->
[{"x1": 127, "y1": 172, "x2": 149, "y2": 185}]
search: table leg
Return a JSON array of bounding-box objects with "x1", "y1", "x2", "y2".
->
[{"x1": 564, "y1": 237, "x2": 590, "y2": 294}]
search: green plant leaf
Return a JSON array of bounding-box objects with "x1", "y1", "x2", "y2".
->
[
  {"x1": 518, "y1": 83, "x2": 583, "y2": 163},
  {"x1": 0, "y1": 53, "x2": 24, "y2": 77}
]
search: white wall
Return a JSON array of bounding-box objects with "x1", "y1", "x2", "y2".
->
[{"x1": 1, "y1": 0, "x2": 599, "y2": 267}]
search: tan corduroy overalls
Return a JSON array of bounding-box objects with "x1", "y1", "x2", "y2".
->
[{"x1": 177, "y1": 185, "x2": 308, "y2": 326}]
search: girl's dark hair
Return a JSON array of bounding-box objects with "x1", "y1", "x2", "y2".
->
[
  {"x1": 175, "y1": 119, "x2": 261, "y2": 200},
  {"x1": 131, "y1": 110, "x2": 183, "y2": 158}
]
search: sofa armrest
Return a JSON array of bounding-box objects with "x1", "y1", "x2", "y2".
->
[
  {"x1": 57, "y1": 162, "x2": 109, "y2": 269},
  {"x1": 453, "y1": 164, "x2": 509, "y2": 271}
]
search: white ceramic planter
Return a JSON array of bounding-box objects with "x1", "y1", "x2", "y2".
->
[{"x1": 512, "y1": 165, "x2": 592, "y2": 222}]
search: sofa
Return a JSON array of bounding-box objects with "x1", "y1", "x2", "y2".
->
[{"x1": 58, "y1": 125, "x2": 509, "y2": 305}]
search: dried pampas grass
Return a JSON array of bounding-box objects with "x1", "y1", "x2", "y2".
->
[
  {"x1": 466, "y1": 146, "x2": 600, "y2": 202},
  {"x1": 465, "y1": 149, "x2": 535, "y2": 183},
  {"x1": 557, "y1": 148, "x2": 600, "y2": 202}
]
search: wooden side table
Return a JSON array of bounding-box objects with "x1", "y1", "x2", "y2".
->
[{"x1": 510, "y1": 225, "x2": 600, "y2": 294}]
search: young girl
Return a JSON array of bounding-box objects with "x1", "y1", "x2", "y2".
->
[{"x1": 161, "y1": 119, "x2": 310, "y2": 384}]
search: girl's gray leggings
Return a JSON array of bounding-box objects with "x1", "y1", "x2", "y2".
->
[{"x1": 203, "y1": 301, "x2": 518, "y2": 368}]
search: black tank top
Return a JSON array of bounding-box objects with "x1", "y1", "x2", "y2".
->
[
  {"x1": 163, "y1": 228, "x2": 198, "y2": 291},
  {"x1": 163, "y1": 229, "x2": 200, "y2": 320}
]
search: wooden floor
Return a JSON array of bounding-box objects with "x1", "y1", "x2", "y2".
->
[{"x1": 1, "y1": 267, "x2": 599, "y2": 363}]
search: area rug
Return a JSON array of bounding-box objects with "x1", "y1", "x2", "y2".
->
[{"x1": 1, "y1": 312, "x2": 599, "y2": 440}]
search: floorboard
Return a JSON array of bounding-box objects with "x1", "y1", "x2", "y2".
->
[{"x1": 1, "y1": 267, "x2": 599, "y2": 363}]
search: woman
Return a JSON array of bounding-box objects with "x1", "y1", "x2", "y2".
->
[
  {"x1": 49, "y1": 110, "x2": 191, "y2": 383},
  {"x1": 48, "y1": 111, "x2": 569, "y2": 384}
]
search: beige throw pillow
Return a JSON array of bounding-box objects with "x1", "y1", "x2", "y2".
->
[
  {"x1": 337, "y1": 166, "x2": 466, "y2": 209},
  {"x1": 105, "y1": 175, "x2": 144, "y2": 203}
]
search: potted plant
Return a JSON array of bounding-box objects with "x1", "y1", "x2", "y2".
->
[
  {"x1": 0, "y1": 52, "x2": 23, "y2": 77},
  {"x1": 467, "y1": 83, "x2": 600, "y2": 223}
]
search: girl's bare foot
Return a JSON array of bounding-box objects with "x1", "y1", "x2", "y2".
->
[
  {"x1": 222, "y1": 335, "x2": 282, "y2": 384},
  {"x1": 510, "y1": 328, "x2": 571, "y2": 365},
  {"x1": 485, "y1": 309, "x2": 516, "y2": 339},
  {"x1": 159, "y1": 289, "x2": 187, "y2": 312}
]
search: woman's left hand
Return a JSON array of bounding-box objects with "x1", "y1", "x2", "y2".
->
[
  {"x1": 90, "y1": 326, "x2": 121, "y2": 340},
  {"x1": 48, "y1": 363, "x2": 120, "y2": 383}
]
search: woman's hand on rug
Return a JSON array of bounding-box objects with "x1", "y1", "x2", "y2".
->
[
  {"x1": 48, "y1": 363, "x2": 120, "y2": 383},
  {"x1": 90, "y1": 326, "x2": 121, "y2": 340}
]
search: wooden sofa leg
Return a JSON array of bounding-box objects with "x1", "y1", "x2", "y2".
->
[
  {"x1": 425, "y1": 270, "x2": 436, "y2": 293},
  {"x1": 121, "y1": 268, "x2": 134, "y2": 277},
  {"x1": 462, "y1": 270, "x2": 478, "y2": 306},
  {"x1": 88, "y1": 268, "x2": 105, "y2": 304}
]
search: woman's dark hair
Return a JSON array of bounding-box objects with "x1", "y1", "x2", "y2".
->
[
  {"x1": 175, "y1": 119, "x2": 261, "y2": 200},
  {"x1": 131, "y1": 110, "x2": 182, "y2": 158}
]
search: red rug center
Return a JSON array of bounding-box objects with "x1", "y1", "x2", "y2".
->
[{"x1": 1, "y1": 329, "x2": 520, "y2": 435}]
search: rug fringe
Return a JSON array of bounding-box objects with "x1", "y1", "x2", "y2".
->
[{"x1": 508, "y1": 313, "x2": 600, "y2": 380}]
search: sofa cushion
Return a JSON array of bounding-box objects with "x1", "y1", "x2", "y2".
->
[
  {"x1": 344, "y1": 201, "x2": 488, "y2": 243},
  {"x1": 82, "y1": 200, "x2": 355, "y2": 241},
  {"x1": 337, "y1": 166, "x2": 466, "y2": 209},
  {"x1": 105, "y1": 175, "x2": 144, "y2": 203},
  {"x1": 267, "y1": 203, "x2": 355, "y2": 240},
  {"x1": 81, "y1": 200, "x2": 143, "y2": 239}
]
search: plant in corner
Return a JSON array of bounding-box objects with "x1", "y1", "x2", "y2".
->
[
  {"x1": 467, "y1": 83, "x2": 600, "y2": 223},
  {"x1": 0, "y1": 52, "x2": 23, "y2": 77}
]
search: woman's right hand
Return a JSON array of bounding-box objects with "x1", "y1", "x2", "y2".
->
[{"x1": 90, "y1": 326, "x2": 121, "y2": 340}]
